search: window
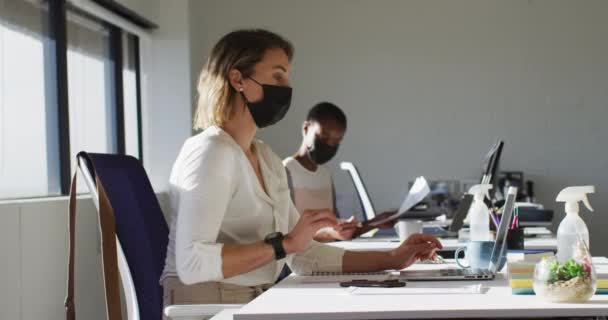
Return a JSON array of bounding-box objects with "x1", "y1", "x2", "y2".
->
[
  {"x1": 0, "y1": 0, "x2": 146, "y2": 200},
  {"x1": 67, "y1": 12, "x2": 117, "y2": 161},
  {"x1": 122, "y1": 33, "x2": 141, "y2": 160},
  {"x1": 66, "y1": 10, "x2": 116, "y2": 192},
  {"x1": 0, "y1": 0, "x2": 61, "y2": 199}
]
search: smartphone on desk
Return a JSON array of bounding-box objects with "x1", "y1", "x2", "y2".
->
[{"x1": 339, "y1": 279, "x2": 406, "y2": 288}]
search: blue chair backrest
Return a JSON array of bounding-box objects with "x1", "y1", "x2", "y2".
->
[{"x1": 79, "y1": 152, "x2": 169, "y2": 320}]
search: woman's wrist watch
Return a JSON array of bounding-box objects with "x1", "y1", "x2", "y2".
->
[{"x1": 264, "y1": 232, "x2": 286, "y2": 260}]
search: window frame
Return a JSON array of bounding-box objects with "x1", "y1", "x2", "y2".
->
[{"x1": 0, "y1": 0, "x2": 149, "y2": 199}]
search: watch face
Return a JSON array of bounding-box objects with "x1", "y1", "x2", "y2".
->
[{"x1": 265, "y1": 232, "x2": 282, "y2": 241}]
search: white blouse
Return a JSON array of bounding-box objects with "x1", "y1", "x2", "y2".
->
[
  {"x1": 161, "y1": 126, "x2": 345, "y2": 286},
  {"x1": 283, "y1": 156, "x2": 334, "y2": 215}
]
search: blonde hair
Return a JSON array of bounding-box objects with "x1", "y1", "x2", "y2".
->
[{"x1": 193, "y1": 29, "x2": 294, "y2": 130}]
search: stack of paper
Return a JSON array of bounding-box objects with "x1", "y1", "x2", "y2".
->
[
  {"x1": 508, "y1": 253, "x2": 608, "y2": 295},
  {"x1": 598, "y1": 271, "x2": 608, "y2": 294}
]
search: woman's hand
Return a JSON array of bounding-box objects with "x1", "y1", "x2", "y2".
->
[
  {"x1": 284, "y1": 209, "x2": 338, "y2": 253},
  {"x1": 334, "y1": 217, "x2": 361, "y2": 240},
  {"x1": 389, "y1": 233, "x2": 443, "y2": 269},
  {"x1": 311, "y1": 217, "x2": 360, "y2": 242}
]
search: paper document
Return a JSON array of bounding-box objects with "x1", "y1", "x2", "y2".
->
[
  {"x1": 369, "y1": 176, "x2": 430, "y2": 227},
  {"x1": 348, "y1": 283, "x2": 483, "y2": 295}
]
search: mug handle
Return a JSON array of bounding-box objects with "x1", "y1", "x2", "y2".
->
[{"x1": 455, "y1": 247, "x2": 470, "y2": 268}]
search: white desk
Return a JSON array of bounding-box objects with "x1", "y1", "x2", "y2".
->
[
  {"x1": 329, "y1": 237, "x2": 557, "y2": 252},
  {"x1": 234, "y1": 257, "x2": 608, "y2": 319},
  {"x1": 209, "y1": 309, "x2": 239, "y2": 320}
]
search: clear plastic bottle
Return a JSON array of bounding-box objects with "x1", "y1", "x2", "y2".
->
[
  {"x1": 467, "y1": 184, "x2": 493, "y2": 241},
  {"x1": 555, "y1": 186, "x2": 594, "y2": 263}
]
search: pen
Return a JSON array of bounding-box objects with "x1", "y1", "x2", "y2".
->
[{"x1": 511, "y1": 207, "x2": 519, "y2": 229}]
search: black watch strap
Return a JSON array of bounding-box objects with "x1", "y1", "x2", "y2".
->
[{"x1": 264, "y1": 232, "x2": 286, "y2": 260}]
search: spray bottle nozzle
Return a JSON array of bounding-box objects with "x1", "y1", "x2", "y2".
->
[
  {"x1": 556, "y1": 186, "x2": 595, "y2": 214},
  {"x1": 468, "y1": 184, "x2": 493, "y2": 201}
]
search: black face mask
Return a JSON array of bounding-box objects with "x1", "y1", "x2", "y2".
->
[
  {"x1": 242, "y1": 77, "x2": 292, "y2": 128},
  {"x1": 307, "y1": 137, "x2": 339, "y2": 165}
]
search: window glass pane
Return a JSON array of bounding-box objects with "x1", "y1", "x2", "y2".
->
[
  {"x1": 66, "y1": 10, "x2": 116, "y2": 193},
  {"x1": 122, "y1": 33, "x2": 139, "y2": 159},
  {"x1": 0, "y1": 0, "x2": 60, "y2": 199}
]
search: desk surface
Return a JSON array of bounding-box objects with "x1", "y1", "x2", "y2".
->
[
  {"x1": 235, "y1": 257, "x2": 608, "y2": 320},
  {"x1": 329, "y1": 237, "x2": 557, "y2": 252}
]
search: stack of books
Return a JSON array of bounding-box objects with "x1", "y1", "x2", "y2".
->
[
  {"x1": 507, "y1": 253, "x2": 608, "y2": 295},
  {"x1": 508, "y1": 252, "x2": 551, "y2": 295}
]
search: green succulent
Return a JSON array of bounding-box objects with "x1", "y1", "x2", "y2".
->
[{"x1": 548, "y1": 259, "x2": 588, "y2": 283}]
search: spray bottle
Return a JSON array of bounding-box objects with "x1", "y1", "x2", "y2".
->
[
  {"x1": 467, "y1": 184, "x2": 493, "y2": 241},
  {"x1": 555, "y1": 186, "x2": 595, "y2": 263}
]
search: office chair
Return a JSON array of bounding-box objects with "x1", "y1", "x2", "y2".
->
[
  {"x1": 77, "y1": 152, "x2": 241, "y2": 320},
  {"x1": 339, "y1": 162, "x2": 377, "y2": 221}
]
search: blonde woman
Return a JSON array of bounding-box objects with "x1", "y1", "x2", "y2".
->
[{"x1": 160, "y1": 29, "x2": 442, "y2": 307}]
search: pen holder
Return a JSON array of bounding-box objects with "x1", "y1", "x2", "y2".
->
[{"x1": 507, "y1": 227, "x2": 524, "y2": 250}]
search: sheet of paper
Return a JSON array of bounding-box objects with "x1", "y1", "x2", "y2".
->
[
  {"x1": 397, "y1": 176, "x2": 431, "y2": 215},
  {"x1": 368, "y1": 176, "x2": 430, "y2": 227},
  {"x1": 348, "y1": 283, "x2": 483, "y2": 295}
]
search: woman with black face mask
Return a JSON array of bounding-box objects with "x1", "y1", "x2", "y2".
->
[
  {"x1": 161, "y1": 29, "x2": 442, "y2": 310},
  {"x1": 284, "y1": 102, "x2": 401, "y2": 242}
]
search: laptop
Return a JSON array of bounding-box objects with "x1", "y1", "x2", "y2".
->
[
  {"x1": 353, "y1": 193, "x2": 473, "y2": 241},
  {"x1": 419, "y1": 141, "x2": 504, "y2": 238},
  {"x1": 424, "y1": 194, "x2": 473, "y2": 238},
  {"x1": 399, "y1": 186, "x2": 517, "y2": 281}
]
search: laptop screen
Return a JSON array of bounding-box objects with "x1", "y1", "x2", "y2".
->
[
  {"x1": 448, "y1": 194, "x2": 473, "y2": 232},
  {"x1": 488, "y1": 186, "x2": 517, "y2": 273}
]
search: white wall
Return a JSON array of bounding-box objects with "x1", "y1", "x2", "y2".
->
[
  {"x1": 189, "y1": 0, "x2": 608, "y2": 255},
  {"x1": 140, "y1": 0, "x2": 193, "y2": 191},
  {"x1": 0, "y1": 197, "x2": 110, "y2": 320},
  {"x1": 0, "y1": 194, "x2": 172, "y2": 320},
  {"x1": 0, "y1": 0, "x2": 191, "y2": 319}
]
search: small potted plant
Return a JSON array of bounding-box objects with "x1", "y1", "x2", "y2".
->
[{"x1": 533, "y1": 241, "x2": 596, "y2": 302}]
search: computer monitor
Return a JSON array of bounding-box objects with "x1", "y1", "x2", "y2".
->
[
  {"x1": 339, "y1": 162, "x2": 377, "y2": 221},
  {"x1": 481, "y1": 140, "x2": 504, "y2": 187}
]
